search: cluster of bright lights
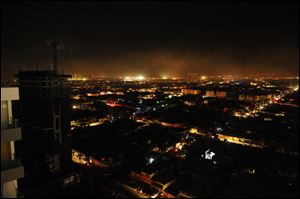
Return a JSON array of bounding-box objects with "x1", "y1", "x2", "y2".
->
[
  {"x1": 68, "y1": 77, "x2": 87, "y2": 81},
  {"x1": 123, "y1": 75, "x2": 145, "y2": 81},
  {"x1": 136, "y1": 75, "x2": 145, "y2": 80},
  {"x1": 247, "y1": 168, "x2": 256, "y2": 174},
  {"x1": 201, "y1": 149, "x2": 215, "y2": 160},
  {"x1": 148, "y1": 157, "x2": 154, "y2": 164},
  {"x1": 189, "y1": 128, "x2": 199, "y2": 134},
  {"x1": 175, "y1": 142, "x2": 185, "y2": 150},
  {"x1": 216, "y1": 127, "x2": 223, "y2": 132},
  {"x1": 161, "y1": 75, "x2": 168, "y2": 80},
  {"x1": 72, "y1": 105, "x2": 79, "y2": 109},
  {"x1": 201, "y1": 76, "x2": 207, "y2": 80}
]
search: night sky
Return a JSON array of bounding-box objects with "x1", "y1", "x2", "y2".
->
[{"x1": 1, "y1": 1, "x2": 299, "y2": 80}]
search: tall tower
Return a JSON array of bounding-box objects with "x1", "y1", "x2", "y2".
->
[{"x1": 47, "y1": 40, "x2": 71, "y2": 74}]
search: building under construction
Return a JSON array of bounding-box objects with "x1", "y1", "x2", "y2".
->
[{"x1": 14, "y1": 41, "x2": 80, "y2": 196}]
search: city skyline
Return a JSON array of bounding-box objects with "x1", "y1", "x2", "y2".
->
[
  {"x1": 1, "y1": 1, "x2": 299, "y2": 198},
  {"x1": 1, "y1": 1, "x2": 299, "y2": 81}
]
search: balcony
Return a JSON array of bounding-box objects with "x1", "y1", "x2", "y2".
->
[
  {"x1": 1, "y1": 159, "x2": 24, "y2": 184},
  {"x1": 1, "y1": 117, "x2": 19, "y2": 130},
  {"x1": 1, "y1": 117, "x2": 21, "y2": 142},
  {"x1": 1, "y1": 159, "x2": 22, "y2": 171}
]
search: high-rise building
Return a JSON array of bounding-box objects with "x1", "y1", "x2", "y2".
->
[
  {"x1": 14, "y1": 70, "x2": 77, "y2": 193},
  {"x1": 1, "y1": 87, "x2": 24, "y2": 198}
]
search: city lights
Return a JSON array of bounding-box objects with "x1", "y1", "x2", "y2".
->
[
  {"x1": 216, "y1": 127, "x2": 223, "y2": 132},
  {"x1": 201, "y1": 76, "x2": 207, "y2": 80},
  {"x1": 189, "y1": 128, "x2": 199, "y2": 134},
  {"x1": 161, "y1": 75, "x2": 168, "y2": 80},
  {"x1": 136, "y1": 75, "x2": 145, "y2": 81},
  {"x1": 72, "y1": 105, "x2": 79, "y2": 109},
  {"x1": 2, "y1": 1, "x2": 298, "y2": 198},
  {"x1": 148, "y1": 157, "x2": 154, "y2": 164},
  {"x1": 123, "y1": 75, "x2": 145, "y2": 81},
  {"x1": 124, "y1": 76, "x2": 132, "y2": 81},
  {"x1": 5, "y1": 73, "x2": 298, "y2": 198},
  {"x1": 202, "y1": 149, "x2": 215, "y2": 160}
]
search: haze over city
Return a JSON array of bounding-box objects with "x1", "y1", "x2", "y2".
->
[
  {"x1": 1, "y1": 1, "x2": 299, "y2": 81},
  {"x1": 1, "y1": 1, "x2": 299, "y2": 198}
]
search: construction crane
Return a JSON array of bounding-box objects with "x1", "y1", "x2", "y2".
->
[{"x1": 46, "y1": 40, "x2": 72, "y2": 74}]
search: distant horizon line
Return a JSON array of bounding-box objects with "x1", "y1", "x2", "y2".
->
[
  {"x1": 9, "y1": 69, "x2": 300, "y2": 77},
  {"x1": 1, "y1": 72, "x2": 299, "y2": 83}
]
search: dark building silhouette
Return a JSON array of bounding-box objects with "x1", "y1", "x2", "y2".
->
[{"x1": 14, "y1": 70, "x2": 79, "y2": 194}]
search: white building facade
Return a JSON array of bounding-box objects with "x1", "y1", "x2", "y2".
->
[{"x1": 1, "y1": 87, "x2": 24, "y2": 198}]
